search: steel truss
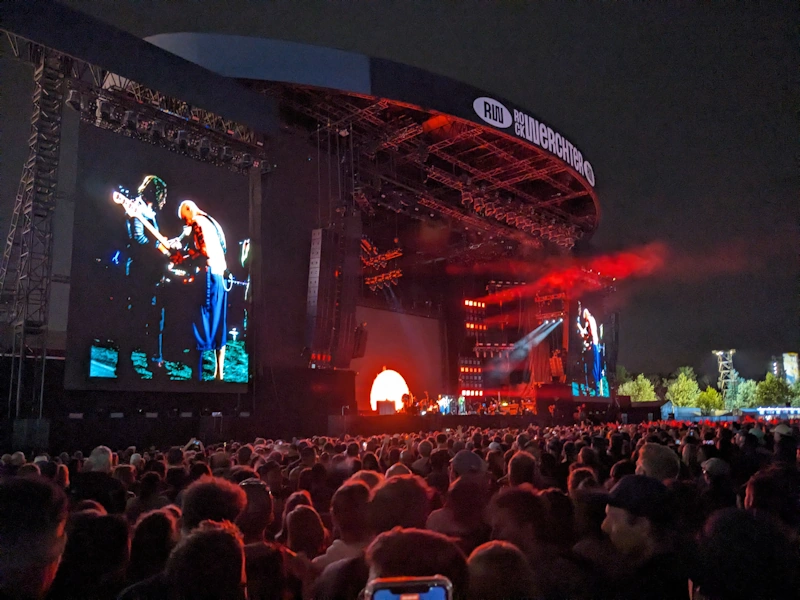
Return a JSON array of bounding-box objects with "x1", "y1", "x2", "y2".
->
[
  {"x1": 0, "y1": 31, "x2": 269, "y2": 418},
  {"x1": 260, "y1": 83, "x2": 598, "y2": 251},
  {"x1": 1, "y1": 45, "x2": 65, "y2": 419},
  {"x1": 714, "y1": 349, "x2": 737, "y2": 409}
]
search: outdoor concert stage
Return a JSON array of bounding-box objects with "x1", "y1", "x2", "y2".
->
[
  {"x1": 1, "y1": 2, "x2": 608, "y2": 453},
  {"x1": 328, "y1": 397, "x2": 658, "y2": 437}
]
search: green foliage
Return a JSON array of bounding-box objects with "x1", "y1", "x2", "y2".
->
[
  {"x1": 646, "y1": 374, "x2": 667, "y2": 399},
  {"x1": 674, "y1": 366, "x2": 697, "y2": 381},
  {"x1": 792, "y1": 381, "x2": 800, "y2": 408},
  {"x1": 733, "y1": 378, "x2": 758, "y2": 409},
  {"x1": 615, "y1": 365, "x2": 632, "y2": 384},
  {"x1": 618, "y1": 374, "x2": 657, "y2": 403},
  {"x1": 755, "y1": 373, "x2": 792, "y2": 407},
  {"x1": 696, "y1": 387, "x2": 724, "y2": 415},
  {"x1": 666, "y1": 373, "x2": 701, "y2": 407}
]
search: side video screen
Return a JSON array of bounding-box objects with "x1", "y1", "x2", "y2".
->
[
  {"x1": 66, "y1": 124, "x2": 250, "y2": 391},
  {"x1": 571, "y1": 299, "x2": 609, "y2": 397}
]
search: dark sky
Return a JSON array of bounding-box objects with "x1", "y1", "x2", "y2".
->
[{"x1": 3, "y1": 1, "x2": 798, "y2": 380}]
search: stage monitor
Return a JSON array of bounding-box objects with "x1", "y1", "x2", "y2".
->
[{"x1": 65, "y1": 123, "x2": 250, "y2": 392}]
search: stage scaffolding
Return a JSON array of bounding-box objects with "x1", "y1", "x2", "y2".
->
[
  {"x1": 0, "y1": 44, "x2": 66, "y2": 419},
  {"x1": 0, "y1": 31, "x2": 267, "y2": 421}
]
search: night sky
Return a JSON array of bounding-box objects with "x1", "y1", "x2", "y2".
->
[{"x1": 3, "y1": 1, "x2": 798, "y2": 380}]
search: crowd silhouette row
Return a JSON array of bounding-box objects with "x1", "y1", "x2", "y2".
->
[{"x1": 1, "y1": 419, "x2": 799, "y2": 599}]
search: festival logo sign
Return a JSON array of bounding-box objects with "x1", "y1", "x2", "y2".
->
[
  {"x1": 473, "y1": 97, "x2": 513, "y2": 128},
  {"x1": 473, "y1": 96, "x2": 596, "y2": 187}
]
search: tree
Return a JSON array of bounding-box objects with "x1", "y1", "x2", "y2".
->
[
  {"x1": 674, "y1": 366, "x2": 697, "y2": 381},
  {"x1": 733, "y1": 378, "x2": 758, "y2": 409},
  {"x1": 618, "y1": 374, "x2": 657, "y2": 403},
  {"x1": 792, "y1": 380, "x2": 800, "y2": 408},
  {"x1": 647, "y1": 374, "x2": 667, "y2": 399},
  {"x1": 696, "y1": 387, "x2": 724, "y2": 415},
  {"x1": 755, "y1": 373, "x2": 792, "y2": 407},
  {"x1": 665, "y1": 372, "x2": 701, "y2": 407},
  {"x1": 615, "y1": 365, "x2": 632, "y2": 384}
]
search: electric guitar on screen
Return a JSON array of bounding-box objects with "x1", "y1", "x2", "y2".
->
[
  {"x1": 112, "y1": 190, "x2": 249, "y2": 290},
  {"x1": 112, "y1": 190, "x2": 196, "y2": 281}
]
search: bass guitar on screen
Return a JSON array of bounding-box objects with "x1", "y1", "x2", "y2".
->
[
  {"x1": 112, "y1": 189, "x2": 196, "y2": 281},
  {"x1": 112, "y1": 189, "x2": 249, "y2": 290}
]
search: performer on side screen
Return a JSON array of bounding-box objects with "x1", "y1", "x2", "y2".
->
[
  {"x1": 169, "y1": 200, "x2": 229, "y2": 381},
  {"x1": 118, "y1": 175, "x2": 169, "y2": 377},
  {"x1": 577, "y1": 308, "x2": 603, "y2": 394}
]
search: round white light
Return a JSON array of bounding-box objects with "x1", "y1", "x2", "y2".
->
[{"x1": 370, "y1": 369, "x2": 410, "y2": 412}]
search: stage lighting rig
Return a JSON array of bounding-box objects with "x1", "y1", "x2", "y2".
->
[
  {"x1": 96, "y1": 99, "x2": 116, "y2": 122},
  {"x1": 60, "y1": 69, "x2": 266, "y2": 173},
  {"x1": 176, "y1": 130, "x2": 189, "y2": 151},
  {"x1": 361, "y1": 248, "x2": 403, "y2": 270},
  {"x1": 238, "y1": 153, "x2": 254, "y2": 169},
  {"x1": 66, "y1": 89, "x2": 83, "y2": 111},
  {"x1": 365, "y1": 269, "x2": 403, "y2": 290},
  {"x1": 360, "y1": 237, "x2": 403, "y2": 273},
  {"x1": 353, "y1": 189, "x2": 376, "y2": 215},
  {"x1": 123, "y1": 110, "x2": 137, "y2": 130},
  {"x1": 198, "y1": 137, "x2": 211, "y2": 159},
  {"x1": 150, "y1": 121, "x2": 166, "y2": 142}
]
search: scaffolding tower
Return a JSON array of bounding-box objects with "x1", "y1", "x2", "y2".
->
[
  {"x1": 713, "y1": 349, "x2": 737, "y2": 409},
  {"x1": 0, "y1": 44, "x2": 66, "y2": 419}
]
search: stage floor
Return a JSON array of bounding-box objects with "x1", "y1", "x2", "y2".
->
[
  {"x1": 329, "y1": 413, "x2": 555, "y2": 437},
  {"x1": 327, "y1": 398, "x2": 657, "y2": 436}
]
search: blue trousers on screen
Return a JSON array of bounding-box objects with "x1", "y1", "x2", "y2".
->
[
  {"x1": 193, "y1": 268, "x2": 228, "y2": 353},
  {"x1": 590, "y1": 343, "x2": 602, "y2": 393}
]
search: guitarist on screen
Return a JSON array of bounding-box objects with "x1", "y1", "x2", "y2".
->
[
  {"x1": 168, "y1": 200, "x2": 229, "y2": 381},
  {"x1": 577, "y1": 307, "x2": 603, "y2": 394},
  {"x1": 118, "y1": 175, "x2": 169, "y2": 378}
]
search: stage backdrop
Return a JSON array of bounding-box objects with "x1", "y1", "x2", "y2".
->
[{"x1": 350, "y1": 305, "x2": 445, "y2": 412}]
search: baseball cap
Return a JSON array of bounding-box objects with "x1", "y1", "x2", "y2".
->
[
  {"x1": 773, "y1": 424, "x2": 792, "y2": 437},
  {"x1": 451, "y1": 449, "x2": 487, "y2": 477},
  {"x1": 606, "y1": 475, "x2": 671, "y2": 522},
  {"x1": 701, "y1": 457, "x2": 731, "y2": 478}
]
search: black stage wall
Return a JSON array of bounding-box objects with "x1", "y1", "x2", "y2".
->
[
  {"x1": 1, "y1": 357, "x2": 355, "y2": 452},
  {"x1": 254, "y1": 131, "x2": 340, "y2": 373},
  {"x1": 261, "y1": 367, "x2": 356, "y2": 439}
]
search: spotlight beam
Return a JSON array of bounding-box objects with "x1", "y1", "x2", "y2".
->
[{"x1": 489, "y1": 321, "x2": 560, "y2": 371}]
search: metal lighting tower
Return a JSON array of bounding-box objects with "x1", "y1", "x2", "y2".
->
[
  {"x1": 713, "y1": 349, "x2": 737, "y2": 409},
  {"x1": 0, "y1": 43, "x2": 66, "y2": 419}
]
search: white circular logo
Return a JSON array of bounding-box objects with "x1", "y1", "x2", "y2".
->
[{"x1": 473, "y1": 97, "x2": 512, "y2": 129}]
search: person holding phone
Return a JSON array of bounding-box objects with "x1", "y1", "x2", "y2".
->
[
  {"x1": 364, "y1": 577, "x2": 453, "y2": 600},
  {"x1": 364, "y1": 529, "x2": 468, "y2": 599}
]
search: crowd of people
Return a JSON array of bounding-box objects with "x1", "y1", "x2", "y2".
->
[{"x1": 1, "y1": 419, "x2": 799, "y2": 600}]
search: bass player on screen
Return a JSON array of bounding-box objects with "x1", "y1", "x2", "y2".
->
[
  {"x1": 577, "y1": 307, "x2": 603, "y2": 394},
  {"x1": 168, "y1": 200, "x2": 229, "y2": 381},
  {"x1": 119, "y1": 175, "x2": 169, "y2": 378}
]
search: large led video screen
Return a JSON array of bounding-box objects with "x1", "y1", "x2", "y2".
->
[{"x1": 65, "y1": 124, "x2": 250, "y2": 391}]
